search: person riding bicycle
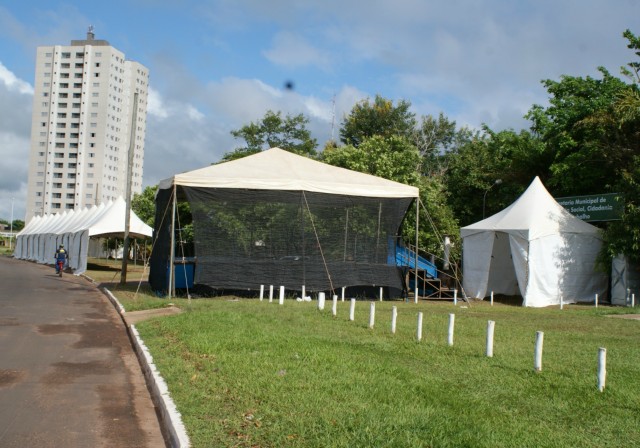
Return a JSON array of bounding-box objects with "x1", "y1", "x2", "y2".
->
[{"x1": 55, "y1": 244, "x2": 68, "y2": 274}]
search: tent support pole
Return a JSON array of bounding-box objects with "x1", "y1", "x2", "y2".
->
[
  {"x1": 168, "y1": 185, "x2": 177, "y2": 298},
  {"x1": 343, "y1": 208, "x2": 349, "y2": 262},
  {"x1": 375, "y1": 202, "x2": 382, "y2": 261},
  {"x1": 414, "y1": 198, "x2": 419, "y2": 303}
]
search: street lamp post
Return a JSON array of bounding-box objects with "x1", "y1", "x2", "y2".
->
[{"x1": 482, "y1": 179, "x2": 502, "y2": 219}]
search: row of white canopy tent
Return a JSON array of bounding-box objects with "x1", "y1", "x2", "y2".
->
[{"x1": 14, "y1": 197, "x2": 152, "y2": 275}]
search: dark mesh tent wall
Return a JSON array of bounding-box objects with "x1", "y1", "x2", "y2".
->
[{"x1": 149, "y1": 186, "x2": 413, "y2": 294}]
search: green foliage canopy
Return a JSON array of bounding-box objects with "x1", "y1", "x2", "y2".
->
[
  {"x1": 339, "y1": 95, "x2": 416, "y2": 147},
  {"x1": 224, "y1": 110, "x2": 317, "y2": 161}
]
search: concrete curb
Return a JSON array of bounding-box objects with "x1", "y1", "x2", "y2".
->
[{"x1": 102, "y1": 287, "x2": 191, "y2": 448}]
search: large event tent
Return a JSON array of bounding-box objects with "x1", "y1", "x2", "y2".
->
[
  {"x1": 460, "y1": 177, "x2": 607, "y2": 307},
  {"x1": 14, "y1": 197, "x2": 152, "y2": 275},
  {"x1": 149, "y1": 148, "x2": 419, "y2": 294}
]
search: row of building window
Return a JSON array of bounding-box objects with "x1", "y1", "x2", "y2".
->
[
  {"x1": 45, "y1": 51, "x2": 103, "y2": 59},
  {"x1": 44, "y1": 62, "x2": 100, "y2": 69}
]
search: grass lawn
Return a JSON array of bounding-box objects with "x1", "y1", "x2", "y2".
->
[{"x1": 93, "y1": 270, "x2": 640, "y2": 447}]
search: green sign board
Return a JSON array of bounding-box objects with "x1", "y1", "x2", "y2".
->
[{"x1": 555, "y1": 193, "x2": 623, "y2": 222}]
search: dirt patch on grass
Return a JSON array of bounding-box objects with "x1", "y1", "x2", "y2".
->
[
  {"x1": 608, "y1": 314, "x2": 640, "y2": 320},
  {"x1": 123, "y1": 305, "x2": 182, "y2": 325}
]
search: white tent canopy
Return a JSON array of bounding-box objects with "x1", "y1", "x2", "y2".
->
[
  {"x1": 158, "y1": 147, "x2": 419, "y2": 198},
  {"x1": 461, "y1": 177, "x2": 607, "y2": 307},
  {"x1": 153, "y1": 147, "x2": 420, "y2": 296},
  {"x1": 14, "y1": 197, "x2": 152, "y2": 275}
]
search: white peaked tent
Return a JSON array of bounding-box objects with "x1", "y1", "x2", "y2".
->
[
  {"x1": 460, "y1": 177, "x2": 607, "y2": 307},
  {"x1": 14, "y1": 197, "x2": 152, "y2": 275}
]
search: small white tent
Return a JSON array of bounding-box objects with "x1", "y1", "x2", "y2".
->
[
  {"x1": 14, "y1": 197, "x2": 152, "y2": 275},
  {"x1": 460, "y1": 177, "x2": 607, "y2": 307}
]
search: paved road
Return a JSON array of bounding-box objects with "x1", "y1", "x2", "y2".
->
[{"x1": 0, "y1": 256, "x2": 166, "y2": 447}]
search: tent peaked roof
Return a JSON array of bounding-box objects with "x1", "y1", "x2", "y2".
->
[
  {"x1": 461, "y1": 176, "x2": 601, "y2": 240},
  {"x1": 158, "y1": 147, "x2": 419, "y2": 198},
  {"x1": 88, "y1": 197, "x2": 153, "y2": 238}
]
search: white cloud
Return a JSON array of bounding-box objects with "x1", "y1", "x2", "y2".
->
[
  {"x1": 146, "y1": 87, "x2": 169, "y2": 119},
  {"x1": 0, "y1": 60, "x2": 32, "y2": 94},
  {"x1": 263, "y1": 31, "x2": 332, "y2": 71},
  {"x1": 187, "y1": 105, "x2": 204, "y2": 121},
  {"x1": 0, "y1": 61, "x2": 31, "y2": 220}
]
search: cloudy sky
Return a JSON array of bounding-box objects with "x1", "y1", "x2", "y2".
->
[{"x1": 0, "y1": 0, "x2": 638, "y2": 221}]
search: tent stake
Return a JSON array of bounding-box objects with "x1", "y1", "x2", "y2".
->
[
  {"x1": 486, "y1": 320, "x2": 495, "y2": 357},
  {"x1": 447, "y1": 313, "x2": 455, "y2": 346},
  {"x1": 318, "y1": 292, "x2": 325, "y2": 310},
  {"x1": 391, "y1": 306, "x2": 397, "y2": 334},
  {"x1": 369, "y1": 302, "x2": 375, "y2": 329},
  {"x1": 534, "y1": 331, "x2": 544, "y2": 372},
  {"x1": 597, "y1": 347, "x2": 607, "y2": 392}
]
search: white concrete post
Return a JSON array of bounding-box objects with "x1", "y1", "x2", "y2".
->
[
  {"x1": 318, "y1": 292, "x2": 326, "y2": 310},
  {"x1": 302, "y1": 285, "x2": 306, "y2": 301},
  {"x1": 349, "y1": 298, "x2": 356, "y2": 321},
  {"x1": 447, "y1": 314, "x2": 455, "y2": 346},
  {"x1": 414, "y1": 284, "x2": 419, "y2": 304},
  {"x1": 332, "y1": 295, "x2": 338, "y2": 317},
  {"x1": 379, "y1": 286, "x2": 383, "y2": 302},
  {"x1": 259, "y1": 285, "x2": 264, "y2": 301},
  {"x1": 341, "y1": 286, "x2": 345, "y2": 302},
  {"x1": 598, "y1": 347, "x2": 607, "y2": 392},
  {"x1": 560, "y1": 295, "x2": 563, "y2": 310},
  {"x1": 490, "y1": 291, "x2": 494, "y2": 306},
  {"x1": 595, "y1": 293, "x2": 598, "y2": 308},
  {"x1": 391, "y1": 306, "x2": 397, "y2": 334},
  {"x1": 534, "y1": 331, "x2": 544, "y2": 372},
  {"x1": 486, "y1": 320, "x2": 495, "y2": 357},
  {"x1": 369, "y1": 302, "x2": 376, "y2": 329},
  {"x1": 417, "y1": 312, "x2": 424, "y2": 342},
  {"x1": 269, "y1": 285, "x2": 274, "y2": 303},
  {"x1": 453, "y1": 289, "x2": 458, "y2": 306},
  {"x1": 279, "y1": 286, "x2": 285, "y2": 305}
]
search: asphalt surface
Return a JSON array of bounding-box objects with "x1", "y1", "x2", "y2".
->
[{"x1": 0, "y1": 256, "x2": 166, "y2": 447}]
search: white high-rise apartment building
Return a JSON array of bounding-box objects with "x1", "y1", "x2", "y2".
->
[{"x1": 25, "y1": 29, "x2": 148, "y2": 222}]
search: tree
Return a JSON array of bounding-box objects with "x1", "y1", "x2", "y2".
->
[
  {"x1": 321, "y1": 135, "x2": 421, "y2": 186},
  {"x1": 132, "y1": 185, "x2": 194, "y2": 247},
  {"x1": 339, "y1": 95, "x2": 416, "y2": 147},
  {"x1": 225, "y1": 110, "x2": 317, "y2": 161},
  {"x1": 413, "y1": 113, "x2": 457, "y2": 166},
  {"x1": 523, "y1": 29, "x2": 640, "y2": 265},
  {"x1": 131, "y1": 185, "x2": 158, "y2": 227},
  {"x1": 526, "y1": 68, "x2": 630, "y2": 196},
  {"x1": 404, "y1": 175, "x2": 461, "y2": 261},
  {"x1": 11, "y1": 220, "x2": 24, "y2": 231},
  {"x1": 322, "y1": 135, "x2": 459, "y2": 260}
]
